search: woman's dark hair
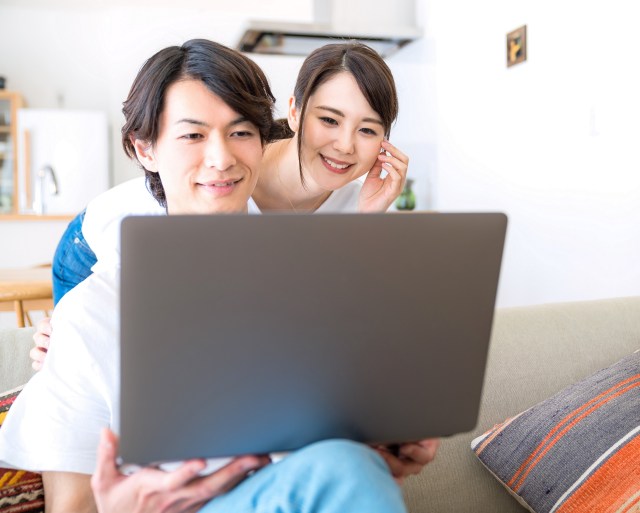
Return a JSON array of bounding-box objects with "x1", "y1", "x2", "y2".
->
[
  {"x1": 121, "y1": 38, "x2": 276, "y2": 207},
  {"x1": 292, "y1": 42, "x2": 399, "y2": 183}
]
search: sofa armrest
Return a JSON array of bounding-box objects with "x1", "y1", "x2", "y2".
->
[{"x1": 0, "y1": 327, "x2": 36, "y2": 392}]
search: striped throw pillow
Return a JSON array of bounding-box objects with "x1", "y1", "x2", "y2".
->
[
  {"x1": 471, "y1": 350, "x2": 640, "y2": 513},
  {"x1": 0, "y1": 385, "x2": 45, "y2": 513}
]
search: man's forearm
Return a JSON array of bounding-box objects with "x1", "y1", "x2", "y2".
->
[{"x1": 43, "y1": 471, "x2": 96, "y2": 513}]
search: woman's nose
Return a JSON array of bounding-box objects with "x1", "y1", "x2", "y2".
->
[{"x1": 333, "y1": 129, "x2": 355, "y2": 155}]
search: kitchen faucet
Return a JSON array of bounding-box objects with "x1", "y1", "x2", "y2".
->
[{"x1": 33, "y1": 165, "x2": 59, "y2": 215}]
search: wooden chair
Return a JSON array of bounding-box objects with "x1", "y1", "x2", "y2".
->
[{"x1": 0, "y1": 267, "x2": 53, "y2": 328}]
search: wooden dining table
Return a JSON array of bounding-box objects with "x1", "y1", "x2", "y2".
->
[{"x1": 0, "y1": 267, "x2": 53, "y2": 327}]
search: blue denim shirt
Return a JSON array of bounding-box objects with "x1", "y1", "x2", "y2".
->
[{"x1": 52, "y1": 210, "x2": 97, "y2": 305}]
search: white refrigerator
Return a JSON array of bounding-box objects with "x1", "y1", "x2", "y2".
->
[{"x1": 16, "y1": 109, "x2": 109, "y2": 215}]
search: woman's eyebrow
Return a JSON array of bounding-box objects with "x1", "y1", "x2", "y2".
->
[{"x1": 314, "y1": 105, "x2": 383, "y2": 125}]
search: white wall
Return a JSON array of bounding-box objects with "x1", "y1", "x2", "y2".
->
[
  {"x1": 0, "y1": 0, "x2": 311, "y2": 185},
  {"x1": 0, "y1": 1, "x2": 433, "y2": 203},
  {"x1": 426, "y1": 0, "x2": 640, "y2": 306},
  {"x1": 1, "y1": 0, "x2": 637, "y2": 311},
  {"x1": 0, "y1": 0, "x2": 433, "y2": 326}
]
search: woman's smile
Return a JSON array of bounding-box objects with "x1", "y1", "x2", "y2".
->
[{"x1": 320, "y1": 154, "x2": 354, "y2": 174}]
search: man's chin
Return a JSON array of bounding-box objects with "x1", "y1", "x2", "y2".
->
[{"x1": 171, "y1": 199, "x2": 249, "y2": 215}]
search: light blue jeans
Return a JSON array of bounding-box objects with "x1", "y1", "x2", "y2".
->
[
  {"x1": 200, "y1": 440, "x2": 407, "y2": 513},
  {"x1": 52, "y1": 210, "x2": 97, "y2": 305}
]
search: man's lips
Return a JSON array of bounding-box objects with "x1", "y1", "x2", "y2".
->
[
  {"x1": 199, "y1": 178, "x2": 243, "y2": 187},
  {"x1": 197, "y1": 178, "x2": 244, "y2": 196}
]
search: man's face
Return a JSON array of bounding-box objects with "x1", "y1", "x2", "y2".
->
[{"x1": 136, "y1": 79, "x2": 263, "y2": 214}]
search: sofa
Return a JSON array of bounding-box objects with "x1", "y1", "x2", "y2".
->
[{"x1": 1, "y1": 296, "x2": 639, "y2": 512}]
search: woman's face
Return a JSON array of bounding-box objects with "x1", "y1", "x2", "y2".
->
[
  {"x1": 293, "y1": 72, "x2": 385, "y2": 192},
  {"x1": 135, "y1": 79, "x2": 263, "y2": 214}
]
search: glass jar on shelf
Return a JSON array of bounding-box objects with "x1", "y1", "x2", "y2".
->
[{"x1": 0, "y1": 91, "x2": 25, "y2": 214}]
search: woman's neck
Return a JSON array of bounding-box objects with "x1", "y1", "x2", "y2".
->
[{"x1": 254, "y1": 137, "x2": 331, "y2": 213}]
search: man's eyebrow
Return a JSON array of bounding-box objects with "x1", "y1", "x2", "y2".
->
[
  {"x1": 175, "y1": 118, "x2": 209, "y2": 127},
  {"x1": 174, "y1": 116, "x2": 249, "y2": 128},
  {"x1": 314, "y1": 105, "x2": 383, "y2": 126},
  {"x1": 228, "y1": 116, "x2": 249, "y2": 127}
]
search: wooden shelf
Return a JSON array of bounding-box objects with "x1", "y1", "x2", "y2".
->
[{"x1": 0, "y1": 214, "x2": 74, "y2": 221}]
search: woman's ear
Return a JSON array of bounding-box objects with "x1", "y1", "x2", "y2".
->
[
  {"x1": 132, "y1": 139, "x2": 158, "y2": 173},
  {"x1": 287, "y1": 96, "x2": 299, "y2": 133}
]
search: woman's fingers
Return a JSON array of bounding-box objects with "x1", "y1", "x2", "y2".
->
[
  {"x1": 29, "y1": 346, "x2": 47, "y2": 371},
  {"x1": 31, "y1": 331, "x2": 50, "y2": 371},
  {"x1": 36, "y1": 316, "x2": 53, "y2": 336},
  {"x1": 381, "y1": 139, "x2": 409, "y2": 164},
  {"x1": 377, "y1": 140, "x2": 408, "y2": 186},
  {"x1": 378, "y1": 151, "x2": 408, "y2": 172},
  {"x1": 31, "y1": 317, "x2": 52, "y2": 371},
  {"x1": 33, "y1": 331, "x2": 50, "y2": 350}
]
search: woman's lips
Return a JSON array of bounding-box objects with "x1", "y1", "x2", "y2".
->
[{"x1": 321, "y1": 155, "x2": 353, "y2": 174}]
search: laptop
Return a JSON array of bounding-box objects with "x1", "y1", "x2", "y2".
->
[{"x1": 119, "y1": 212, "x2": 507, "y2": 467}]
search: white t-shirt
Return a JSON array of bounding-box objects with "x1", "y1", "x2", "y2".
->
[
  {"x1": 83, "y1": 177, "x2": 164, "y2": 273},
  {"x1": 83, "y1": 177, "x2": 362, "y2": 272},
  {"x1": 0, "y1": 180, "x2": 364, "y2": 475},
  {"x1": 83, "y1": 177, "x2": 263, "y2": 273},
  {"x1": 0, "y1": 267, "x2": 120, "y2": 474},
  {"x1": 315, "y1": 181, "x2": 362, "y2": 213},
  {"x1": 247, "y1": 181, "x2": 362, "y2": 214}
]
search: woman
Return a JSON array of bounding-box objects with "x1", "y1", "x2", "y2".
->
[
  {"x1": 50, "y1": 42, "x2": 407, "y2": 305},
  {"x1": 253, "y1": 42, "x2": 406, "y2": 213},
  {"x1": 3, "y1": 38, "x2": 434, "y2": 513}
]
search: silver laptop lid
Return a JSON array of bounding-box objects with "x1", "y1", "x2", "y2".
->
[{"x1": 120, "y1": 213, "x2": 507, "y2": 466}]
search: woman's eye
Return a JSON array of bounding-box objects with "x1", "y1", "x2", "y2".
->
[
  {"x1": 320, "y1": 117, "x2": 338, "y2": 126},
  {"x1": 360, "y1": 127, "x2": 379, "y2": 136}
]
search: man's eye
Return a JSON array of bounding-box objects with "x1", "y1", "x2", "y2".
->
[
  {"x1": 180, "y1": 133, "x2": 203, "y2": 140},
  {"x1": 320, "y1": 117, "x2": 338, "y2": 126},
  {"x1": 232, "y1": 131, "x2": 254, "y2": 138}
]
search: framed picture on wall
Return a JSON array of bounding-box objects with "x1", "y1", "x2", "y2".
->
[{"x1": 507, "y1": 25, "x2": 527, "y2": 67}]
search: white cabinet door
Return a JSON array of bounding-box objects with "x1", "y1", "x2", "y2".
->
[{"x1": 17, "y1": 109, "x2": 109, "y2": 215}]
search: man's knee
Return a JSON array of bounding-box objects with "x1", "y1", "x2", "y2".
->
[{"x1": 292, "y1": 439, "x2": 390, "y2": 483}]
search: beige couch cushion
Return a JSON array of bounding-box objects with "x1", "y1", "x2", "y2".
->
[
  {"x1": 403, "y1": 296, "x2": 640, "y2": 513},
  {"x1": 0, "y1": 327, "x2": 36, "y2": 392}
]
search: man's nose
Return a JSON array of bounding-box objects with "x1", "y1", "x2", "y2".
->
[{"x1": 205, "y1": 135, "x2": 236, "y2": 171}]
